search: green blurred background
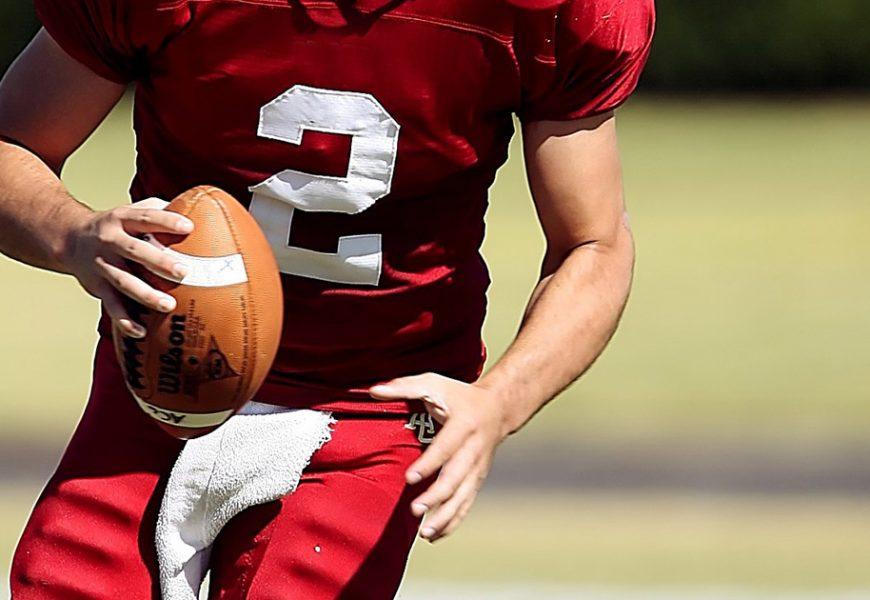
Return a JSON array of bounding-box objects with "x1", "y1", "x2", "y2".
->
[{"x1": 2, "y1": 2, "x2": 870, "y2": 598}]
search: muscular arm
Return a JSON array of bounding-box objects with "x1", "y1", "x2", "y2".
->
[
  {"x1": 481, "y1": 112, "x2": 634, "y2": 432},
  {"x1": 370, "y1": 112, "x2": 634, "y2": 540},
  {"x1": 0, "y1": 30, "x2": 193, "y2": 336},
  {"x1": 0, "y1": 29, "x2": 123, "y2": 271}
]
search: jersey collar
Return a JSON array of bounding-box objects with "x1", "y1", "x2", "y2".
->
[
  {"x1": 504, "y1": 0, "x2": 568, "y2": 8},
  {"x1": 296, "y1": 0, "x2": 409, "y2": 27}
]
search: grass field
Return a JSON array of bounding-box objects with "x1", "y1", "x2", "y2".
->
[{"x1": 2, "y1": 97, "x2": 868, "y2": 443}]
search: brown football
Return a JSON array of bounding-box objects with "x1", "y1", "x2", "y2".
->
[{"x1": 112, "y1": 186, "x2": 283, "y2": 439}]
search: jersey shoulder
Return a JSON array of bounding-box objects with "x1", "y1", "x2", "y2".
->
[
  {"x1": 562, "y1": 0, "x2": 656, "y2": 56},
  {"x1": 35, "y1": 0, "x2": 188, "y2": 82},
  {"x1": 516, "y1": 0, "x2": 656, "y2": 121}
]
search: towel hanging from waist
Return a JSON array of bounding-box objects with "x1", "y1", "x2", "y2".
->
[{"x1": 155, "y1": 402, "x2": 334, "y2": 600}]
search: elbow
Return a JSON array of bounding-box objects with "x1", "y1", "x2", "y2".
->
[{"x1": 542, "y1": 216, "x2": 635, "y2": 280}]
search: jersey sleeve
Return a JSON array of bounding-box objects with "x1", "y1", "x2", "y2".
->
[
  {"x1": 518, "y1": 0, "x2": 656, "y2": 122},
  {"x1": 34, "y1": 0, "x2": 141, "y2": 83}
]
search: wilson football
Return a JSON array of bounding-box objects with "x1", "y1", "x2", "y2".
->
[{"x1": 112, "y1": 186, "x2": 283, "y2": 439}]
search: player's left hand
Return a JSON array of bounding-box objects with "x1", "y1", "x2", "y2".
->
[{"x1": 369, "y1": 374, "x2": 510, "y2": 542}]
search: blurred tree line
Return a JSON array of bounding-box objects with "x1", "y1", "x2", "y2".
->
[
  {"x1": 649, "y1": 0, "x2": 870, "y2": 91},
  {"x1": 2, "y1": 0, "x2": 869, "y2": 91}
]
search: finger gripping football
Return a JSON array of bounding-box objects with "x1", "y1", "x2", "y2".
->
[{"x1": 112, "y1": 186, "x2": 283, "y2": 439}]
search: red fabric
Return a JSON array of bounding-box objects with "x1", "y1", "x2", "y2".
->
[
  {"x1": 34, "y1": 0, "x2": 136, "y2": 83},
  {"x1": 517, "y1": 0, "x2": 656, "y2": 121},
  {"x1": 36, "y1": 0, "x2": 653, "y2": 413},
  {"x1": 504, "y1": 0, "x2": 568, "y2": 9},
  {"x1": 33, "y1": 0, "x2": 194, "y2": 83},
  {"x1": 11, "y1": 342, "x2": 430, "y2": 599}
]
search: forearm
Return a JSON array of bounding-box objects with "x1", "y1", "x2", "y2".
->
[
  {"x1": 478, "y1": 222, "x2": 634, "y2": 435},
  {"x1": 0, "y1": 140, "x2": 92, "y2": 273}
]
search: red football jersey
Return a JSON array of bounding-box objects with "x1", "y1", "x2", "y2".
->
[{"x1": 36, "y1": 0, "x2": 654, "y2": 413}]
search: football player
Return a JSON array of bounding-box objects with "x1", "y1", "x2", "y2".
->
[{"x1": 0, "y1": 0, "x2": 654, "y2": 597}]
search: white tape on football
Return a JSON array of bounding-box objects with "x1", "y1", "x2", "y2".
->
[
  {"x1": 166, "y1": 248, "x2": 248, "y2": 288},
  {"x1": 142, "y1": 235, "x2": 249, "y2": 288},
  {"x1": 134, "y1": 396, "x2": 235, "y2": 428}
]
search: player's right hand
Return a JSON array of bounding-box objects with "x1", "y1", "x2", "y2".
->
[{"x1": 62, "y1": 198, "x2": 194, "y2": 339}]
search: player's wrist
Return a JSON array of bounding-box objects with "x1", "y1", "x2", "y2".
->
[
  {"x1": 499, "y1": 402, "x2": 534, "y2": 438},
  {"x1": 473, "y1": 377, "x2": 533, "y2": 438},
  {"x1": 53, "y1": 203, "x2": 95, "y2": 274}
]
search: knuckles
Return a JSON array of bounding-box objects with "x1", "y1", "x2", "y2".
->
[
  {"x1": 123, "y1": 240, "x2": 140, "y2": 255},
  {"x1": 95, "y1": 227, "x2": 117, "y2": 246},
  {"x1": 453, "y1": 414, "x2": 481, "y2": 434}
]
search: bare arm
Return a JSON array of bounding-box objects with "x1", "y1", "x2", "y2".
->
[
  {"x1": 370, "y1": 112, "x2": 634, "y2": 540},
  {"x1": 480, "y1": 112, "x2": 634, "y2": 432},
  {"x1": 0, "y1": 30, "x2": 192, "y2": 336},
  {"x1": 0, "y1": 29, "x2": 123, "y2": 271}
]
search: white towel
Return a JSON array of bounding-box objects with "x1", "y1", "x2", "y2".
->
[{"x1": 155, "y1": 402, "x2": 335, "y2": 600}]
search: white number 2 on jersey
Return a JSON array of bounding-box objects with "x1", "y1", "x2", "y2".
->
[{"x1": 248, "y1": 85, "x2": 400, "y2": 286}]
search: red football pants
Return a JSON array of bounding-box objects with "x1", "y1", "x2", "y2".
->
[{"x1": 11, "y1": 342, "x2": 430, "y2": 599}]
